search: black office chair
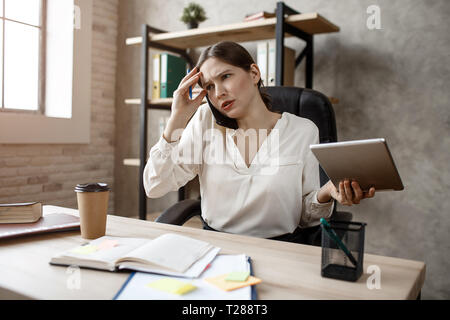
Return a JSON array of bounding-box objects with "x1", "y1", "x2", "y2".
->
[{"x1": 155, "y1": 87, "x2": 352, "y2": 244}]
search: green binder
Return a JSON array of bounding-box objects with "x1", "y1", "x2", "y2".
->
[{"x1": 160, "y1": 53, "x2": 187, "y2": 98}]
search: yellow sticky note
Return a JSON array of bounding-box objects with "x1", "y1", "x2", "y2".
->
[
  {"x1": 175, "y1": 283, "x2": 197, "y2": 295},
  {"x1": 147, "y1": 278, "x2": 196, "y2": 295},
  {"x1": 205, "y1": 274, "x2": 261, "y2": 291},
  {"x1": 97, "y1": 239, "x2": 119, "y2": 251},
  {"x1": 225, "y1": 271, "x2": 250, "y2": 282},
  {"x1": 71, "y1": 244, "x2": 98, "y2": 255}
]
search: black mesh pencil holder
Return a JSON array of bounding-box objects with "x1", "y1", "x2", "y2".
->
[{"x1": 321, "y1": 220, "x2": 367, "y2": 282}]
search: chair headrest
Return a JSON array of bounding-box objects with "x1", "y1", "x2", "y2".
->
[{"x1": 261, "y1": 86, "x2": 337, "y2": 144}]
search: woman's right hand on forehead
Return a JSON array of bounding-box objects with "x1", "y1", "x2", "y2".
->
[
  {"x1": 171, "y1": 67, "x2": 207, "y2": 121},
  {"x1": 162, "y1": 68, "x2": 207, "y2": 143}
]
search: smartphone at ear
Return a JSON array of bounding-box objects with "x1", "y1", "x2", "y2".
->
[{"x1": 205, "y1": 95, "x2": 238, "y2": 129}]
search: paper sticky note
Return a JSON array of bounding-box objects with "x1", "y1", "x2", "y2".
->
[
  {"x1": 71, "y1": 244, "x2": 98, "y2": 255},
  {"x1": 97, "y1": 239, "x2": 119, "y2": 251},
  {"x1": 225, "y1": 271, "x2": 250, "y2": 282},
  {"x1": 205, "y1": 274, "x2": 261, "y2": 291},
  {"x1": 147, "y1": 278, "x2": 197, "y2": 295}
]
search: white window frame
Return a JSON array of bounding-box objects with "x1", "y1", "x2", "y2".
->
[{"x1": 0, "y1": 0, "x2": 92, "y2": 144}]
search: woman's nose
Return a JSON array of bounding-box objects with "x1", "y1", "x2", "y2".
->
[{"x1": 214, "y1": 84, "x2": 226, "y2": 99}]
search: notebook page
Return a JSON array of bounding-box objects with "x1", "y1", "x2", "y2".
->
[
  {"x1": 118, "y1": 246, "x2": 220, "y2": 278},
  {"x1": 119, "y1": 233, "x2": 213, "y2": 273},
  {"x1": 50, "y1": 236, "x2": 148, "y2": 270},
  {"x1": 115, "y1": 254, "x2": 252, "y2": 300}
]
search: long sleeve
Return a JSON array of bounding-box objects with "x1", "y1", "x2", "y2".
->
[
  {"x1": 299, "y1": 126, "x2": 334, "y2": 228},
  {"x1": 143, "y1": 107, "x2": 204, "y2": 198}
]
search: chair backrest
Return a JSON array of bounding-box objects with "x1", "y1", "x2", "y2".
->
[{"x1": 262, "y1": 86, "x2": 338, "y2": 187}]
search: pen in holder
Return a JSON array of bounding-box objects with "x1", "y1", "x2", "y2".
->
[{"x1": 320, "y1": 219, "x2": 367, "y2": 282}]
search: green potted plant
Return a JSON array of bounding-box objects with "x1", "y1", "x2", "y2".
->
[{"x1": 180, "y1": 2, "x2": 207, "y2": 29}]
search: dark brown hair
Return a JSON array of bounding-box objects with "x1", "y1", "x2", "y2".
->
[{"x1": 195, "y1": 41, "x2": 274, "y2": 111}]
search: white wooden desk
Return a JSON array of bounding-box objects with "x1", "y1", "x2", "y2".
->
[{"x1": 0, "y1": 206, "x2": 425, "y2": 300}]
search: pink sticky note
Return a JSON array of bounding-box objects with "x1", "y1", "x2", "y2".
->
[{"x1": 97, "y1": 239, "x2": 119, "y2": 251}]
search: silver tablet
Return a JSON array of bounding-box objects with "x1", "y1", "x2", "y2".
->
[{"x1": 310, "y1": 138, "x2": 404, "y2": 192}]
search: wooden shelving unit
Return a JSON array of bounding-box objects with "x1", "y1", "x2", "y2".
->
[
  {"x1": 124, "y1": 2, "x2": 340, "y2": 220},
  {"x1": 124, "y1": 98, "x2": 172, "y2": 110},
  {"x1": 125, "y1": 12, "x2": 338, "y2": 49}
]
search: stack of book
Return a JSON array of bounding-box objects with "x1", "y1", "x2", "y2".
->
[
  {"x1": 0, "y1": 202, "x2": 42, "y2": 224},
  {"x1": 152, "y1": 53, "x2": 187, "y2": 100},
  {"x1": 0, "y1": 203, "x2": 80, "y2": 239}
]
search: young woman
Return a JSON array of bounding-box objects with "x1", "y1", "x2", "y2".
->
[{"x1": 144, "y1": 41, "x2": 375, "y2": 244}]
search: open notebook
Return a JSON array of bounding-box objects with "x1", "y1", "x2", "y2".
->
[
  {"x1": 50, "y1": 234, "x2": 220, "y2": 278},
  {"x1": 114, "y1": 254, "x2": 257, "y2": 300}
]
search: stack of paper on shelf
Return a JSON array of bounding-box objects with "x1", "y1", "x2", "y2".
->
[{"x1": 244, "y1": 11, "x2": 276, "y2": 22}]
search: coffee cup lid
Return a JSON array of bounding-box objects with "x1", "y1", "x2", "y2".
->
[{"x1": 75, "y1": 183, "x2": 110, "y2": 193}]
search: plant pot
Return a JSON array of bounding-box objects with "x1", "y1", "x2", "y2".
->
[{"x1": 187, "y1": 21, "x2": 199, "y2": 29}]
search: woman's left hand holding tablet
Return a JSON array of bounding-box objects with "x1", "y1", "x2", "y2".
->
[
  {"x1": 329, "y1": 180, "x2": 376, "y2": 206},
  {"x1": 319, "y1": 179, "x2": 375, "y2": 206}
]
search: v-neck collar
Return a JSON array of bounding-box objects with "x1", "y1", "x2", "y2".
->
[{"x1": 226, "y1": 112, "x2": 286, "y2": 172}]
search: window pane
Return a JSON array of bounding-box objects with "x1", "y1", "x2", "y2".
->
[
  {"x1": 0, "y1": 22, "x2": 3, "y2": 107},
  {"x1": 45, "y1": 0, "x2": 74, "y2": 118},
  {"x1": 5, "y1": 0, "x2": 40, "y2": 26},
  {"x1": 4, "y1": 21, "x2": 39, "y2": 110}
]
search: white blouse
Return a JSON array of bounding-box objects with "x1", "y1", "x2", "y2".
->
[{"x1": 144, "y1": 103, "x2": 334, "y2": 238}]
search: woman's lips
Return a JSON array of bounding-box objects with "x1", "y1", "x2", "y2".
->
[{"x1": 222, "y1": 100, "x2": 234, "y2": 111}]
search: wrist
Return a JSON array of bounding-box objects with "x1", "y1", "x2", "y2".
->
[
  {"x1": 163, "y1": 118, "x2": 185, "y2": 143},
  {"x1": 317, "y1": 182, "x2": 333, "y2": 203},
  {"x1": 170, "y1": 111, "x2": 191, "y2": 125}
]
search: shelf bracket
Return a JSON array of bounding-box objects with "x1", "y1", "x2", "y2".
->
[
  {"x1": 275, "y1": 1, "x2": 314, "y2": 88},
  {"x1": 138, "y1": 24, "x2": 191, "y2": 220},
  {"x1": 139, "y1": 24, "x2": 150, "y2": 221}
]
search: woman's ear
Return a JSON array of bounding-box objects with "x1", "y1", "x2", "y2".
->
[{"x1": 249, "y1": 63, "x2": 261, "y2": 85}]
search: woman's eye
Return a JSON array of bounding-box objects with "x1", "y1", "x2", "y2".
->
[
  {"x1": 222, "y1": 74, "x2": 231, "y2": 80},
  {"x1": 206, "y1": 84, "x2": 213, "y2": 91}
]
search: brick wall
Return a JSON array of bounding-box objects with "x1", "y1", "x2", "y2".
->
[{"x1": 0, "y1": 0, "x2": 119, "y2": 213}]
